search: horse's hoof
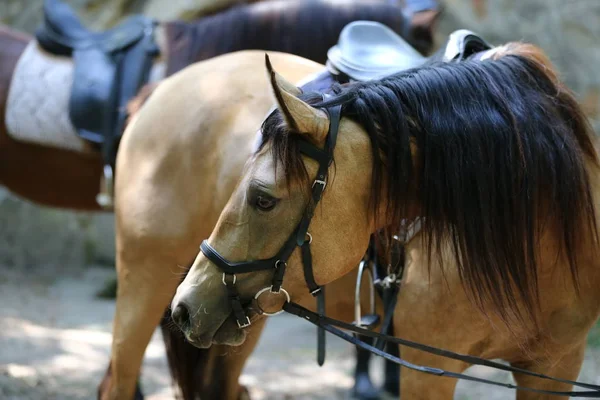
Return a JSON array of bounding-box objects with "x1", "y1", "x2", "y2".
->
[{"x1": 351, "y1": 374, "x2": 380, "y2": 400}]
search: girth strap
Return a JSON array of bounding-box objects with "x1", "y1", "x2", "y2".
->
[
  {"x1": 375, "y1": 241, "x2": 405, "y2": 350},
  {"x1": 283, "y1": 302, "x2": 600, "y2": 397},
  {"x1": 374, "y1": 283, "x2": 399, "y2": 350}
]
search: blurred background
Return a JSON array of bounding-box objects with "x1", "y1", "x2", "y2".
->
[
  {"x1": 1, "y1": 0, "x2": 599, "y2": 399},
  {"x1": 1, "y1": 0, "x2": 599, "y2": 286}
]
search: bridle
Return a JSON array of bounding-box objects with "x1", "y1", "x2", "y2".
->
[
  {"x1": 199, "y1": 101, "x2": 342, "y2": 335},
  {"x1": 197, "y1": 93, "x2": 600, "y2": 397}
]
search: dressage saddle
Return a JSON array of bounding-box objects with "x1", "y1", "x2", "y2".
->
[
  {"x1": 35, "y1": 0, "x2": 159, "y2": 207},
  {"x1": 326, "y1": 21, "x2": 492, "y2": 82}
]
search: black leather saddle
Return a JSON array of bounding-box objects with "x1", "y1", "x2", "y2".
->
[{"x1": 35, "y1": 0, "x2": 159, "y2": 161}]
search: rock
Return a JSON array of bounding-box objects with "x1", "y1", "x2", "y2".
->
[
  {"x1": 0, "y1": 188, "x2": 114, "y2": 273},
  {"x1": 436, "y1": 0, "x2": 600, "y2": 133}
]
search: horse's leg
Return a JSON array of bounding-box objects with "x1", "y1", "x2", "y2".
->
[
  {"x1": 211, "y1": 318, "x2": 267, "y2": 400},
  {"x1": 352, "y1": 339, "x2": 380, "y2": 400},
  {"x1": 512, "y1": 340, "x2": 587, "y2": 400},
  {"x1": 98, "y1": 240, "x2": 186, "y2": 400},
  {"x1": 352, "y1": 336, "x2": 400, "y2": 400}
]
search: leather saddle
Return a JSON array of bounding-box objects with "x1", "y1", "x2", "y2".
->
[
  {"x1": 35, "y1": 0, "x2": 159, "y2": 208},
  {"x1": 326, "y1": 21, "x2": 492, "y2": 82}
]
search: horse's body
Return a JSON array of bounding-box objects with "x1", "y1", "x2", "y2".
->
[
  {"x1": 0, "y1": 0, "x2": 437, "y2": 210},
  {"x1": 395, "y1": 223, "x2": 600, "y2": 398},
  {"x1": 173, "y1": 43, "x2": 600, "y2": 400},
  {"x1": 109, "y1": 51, "x2": 385, "y2": 400}
]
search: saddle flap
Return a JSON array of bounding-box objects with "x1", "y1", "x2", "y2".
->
[
  {"x1": 69, "y1": 49, "x2": 117, "y2": 137},
  {"x1": 327, "y1": 21, "x2": 427, "y2": 82}
]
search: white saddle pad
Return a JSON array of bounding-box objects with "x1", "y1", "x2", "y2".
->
[{"x1": 5, "y1": 41, "x2": 165, "y2": 154}]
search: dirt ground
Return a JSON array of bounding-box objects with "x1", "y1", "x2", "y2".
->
[{"x1": 2, "y1": 265, "x2": 600, "y2": 400}]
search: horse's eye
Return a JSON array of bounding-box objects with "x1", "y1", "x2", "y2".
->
[{"x1": 255, "y1": 195, "x2": 278, "y2": 211}]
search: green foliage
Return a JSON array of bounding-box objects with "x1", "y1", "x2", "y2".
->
[
  {"x1": 587, "y1": 320, "x2": 600, "y2": 349},
  {"x1": 95, "y1": 277, "x2": 117, "y2": 299}
]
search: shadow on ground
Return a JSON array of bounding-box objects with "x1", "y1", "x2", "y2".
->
[{"x1": 1, "y1": 266, "x2": 600, "y2": 399}]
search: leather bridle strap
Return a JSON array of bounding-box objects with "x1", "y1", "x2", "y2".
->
[
  {"x1": 283, "y1": 302, "x2": 600, "y2": 397},
  {"x1": 300, "y1": 103, "x2": 340, "y2": 366},
  {"x1": 199, "y1": 104, "x2": 342, "y2": 333}
]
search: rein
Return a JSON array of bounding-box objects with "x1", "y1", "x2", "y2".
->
[
  {"x1": 199, "y1": 98, "x2": 600, "y2": 397},
  {"x1": 283, "y1": 302, "x2": 600, "y2": 397}
]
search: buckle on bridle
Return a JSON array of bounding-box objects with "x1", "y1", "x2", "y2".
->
[
  {"x1": 222, "y1": 273, "x2": 237, "y2": 285},
  {"x1": 312, "y1": 179, "x2": 327, "y2": 190},
  {"x1": 237, "y1": 316, "x2": 251, "y2": 329},
  {"x1": 381, "y1": 273, "x2": 398, "y2": 289}
]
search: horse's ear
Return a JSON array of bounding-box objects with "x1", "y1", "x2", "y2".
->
[{"x1": 265, "y1": 54, "x2": 329, "y2": 144}]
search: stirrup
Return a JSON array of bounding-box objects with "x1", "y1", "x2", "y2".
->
[
  {"x1": 354, "y1": 259, "x2": 380, "y2": 329},
  {"x1": 96, "y1": 164, "x2": 114, "y2": 210}
]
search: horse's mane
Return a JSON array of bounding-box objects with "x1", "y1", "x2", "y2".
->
[
  {"x1": 165, "y1": 0, "x2": 432, "y2": 75},
  {"x1": 260, "y1": 43, "x2": 599, "y2": 328}
]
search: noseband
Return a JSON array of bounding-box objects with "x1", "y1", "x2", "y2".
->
[{"x1": 199, "y1": 102, "x2": 342, "y2": 330}]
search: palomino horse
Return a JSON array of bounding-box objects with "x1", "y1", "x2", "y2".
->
[
  {"x1": 172, "y1": 43, "x2": 600, "y2": 399},
  {"x1": 107, "y1": 51, "x2": 323, "y2": 400},
  {"x1": 111, "y1": 50, "x2": 400, "y2": 400}
]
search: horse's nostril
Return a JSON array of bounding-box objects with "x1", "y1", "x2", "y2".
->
[{"x1": 171, "y1": 303, "x2": 191, "y2": 329}]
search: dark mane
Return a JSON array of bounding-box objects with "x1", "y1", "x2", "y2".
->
[
  {"x1": 261, "y1": 50, "x2": 599, "y2": 328},
  {"x1": 164, "y1": 0, "x2": 430, "y2": 75}
]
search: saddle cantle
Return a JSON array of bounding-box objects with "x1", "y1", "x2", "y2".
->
[
  {"x1": 35, "y1": 0, "x2": 160, "y2": 208},
  {"x1": 327, "y1": 21, "x2": 427, "y2": 82},
  {"x1": 326, "y1": 22, "x2": 492, "y2": 82},
  {"x1": 437, "y1": 29, "x2": 493, "y2": 62}
]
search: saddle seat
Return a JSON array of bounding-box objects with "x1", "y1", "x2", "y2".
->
[
  {"x1": 36, "y1": 0, "x2": 149, "y2": 55},
  {"x1": 327, "y1": 21, "x2": 492, "y2": 82}
]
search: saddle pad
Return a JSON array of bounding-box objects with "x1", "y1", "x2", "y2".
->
[{"x1": 5, "y1": 41, "x2": 166, "y2": 154}]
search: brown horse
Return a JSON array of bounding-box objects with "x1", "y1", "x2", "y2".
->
[
  {"x1": 173, "y1": 42, "x2": 600, "y2": 399},
  {"x1": 0, "y1": 0, "x2": 438, "y2": 211}
]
